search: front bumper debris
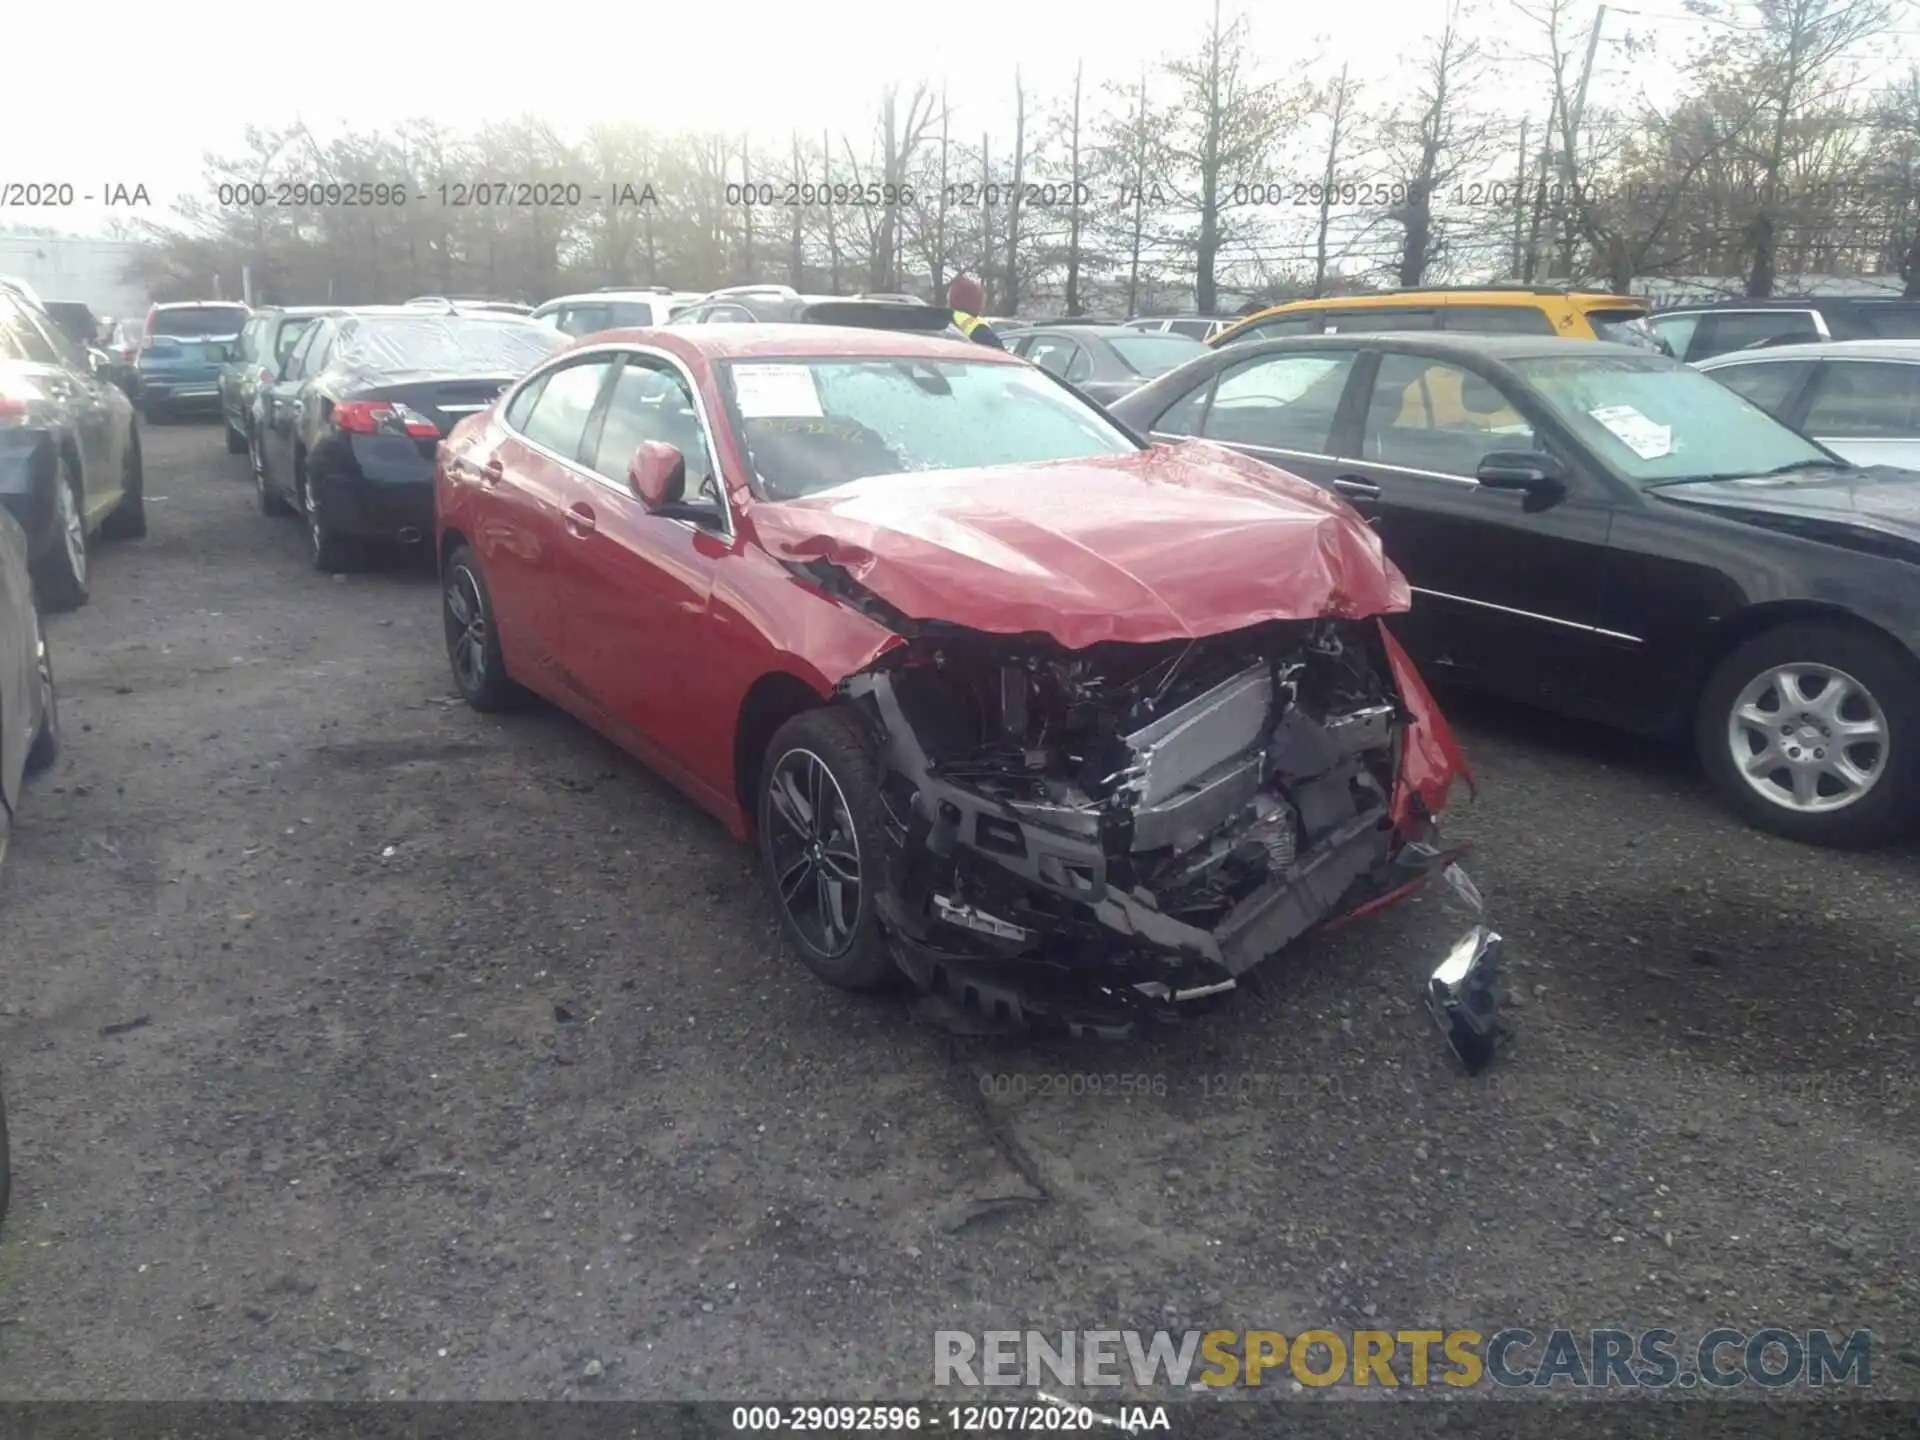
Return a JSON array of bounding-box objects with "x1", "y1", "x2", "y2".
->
[{"x1": 838, "y1": 626, "x2": 1504, "y2": 1068}]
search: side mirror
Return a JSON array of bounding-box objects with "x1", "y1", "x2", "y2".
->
[
  {"x1": 628, "y1": 440, "x2": 687, "y2": 510},
  {"x1": 1476, "y1": 450, "x2": 1566, "y2": 494}
]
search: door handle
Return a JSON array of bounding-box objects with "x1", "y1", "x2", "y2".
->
[
  {"x1": 1333, "y1": 474, "x2": 1382, "y2": 500},
  {"x1": 565, "y1": 502, "x2": 596, "y2": 536},
  {"x1": 481, "y1": 458, "x2": 504, "y2": 486}
]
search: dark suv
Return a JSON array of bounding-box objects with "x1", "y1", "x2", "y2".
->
[{"x1": 1651, "y1": 296, "x2": 1920, "y2": 364}]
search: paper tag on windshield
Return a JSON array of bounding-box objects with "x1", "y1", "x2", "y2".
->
[
  {"x1": 732, "y1": 364, "x2": 822, "y2": 418},
  {"x1": 1589, "y1": 403, "x2": 1673, "y2": 459}
]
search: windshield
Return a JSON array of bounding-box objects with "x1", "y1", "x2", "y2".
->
[
  {"x1": 152, "y1": 305, "x2": 249, "y2": 338},
  {"x1": 1108, "y1": 333, "x2": 1208, "y2": 376},
  {"x1": 337, "y1": 316, "x2": 561, "y2": 374},
  {"x1": 720, "y1": 357, "x2": 1139, "y2": 501},
  {"x1": 1512, "y1": 354, "x2": 1834, "y2": 484}
]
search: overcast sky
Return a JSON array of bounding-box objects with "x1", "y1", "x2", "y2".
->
[{"x1": 6, "y1": 0, "x2": 1916, "y2": 236}]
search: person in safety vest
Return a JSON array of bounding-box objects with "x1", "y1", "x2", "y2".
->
[{"x1": 946, "y1": 276, "x2": 1004, "y2": 349}]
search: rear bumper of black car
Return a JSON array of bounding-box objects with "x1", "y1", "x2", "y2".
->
[{"x1": 308, "y1": 434, "x2": 437, "y2": 543}]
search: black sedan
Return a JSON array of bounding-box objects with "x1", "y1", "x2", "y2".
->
[
  {"x1": 1005, "y1": 323, "x2": 1208, "y2": 404},
  {"x1": 1112, "y1": 332, "x2": 1920, "y2": 847},
  {"x1": 252, "y1": 307, "x2": 562, "y2": 570},
  {"x1": 0, "y1": 287, "x2": 145, "y2": 610}
]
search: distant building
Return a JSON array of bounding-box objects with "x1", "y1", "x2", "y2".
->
[{"x1": 0, "y1": 234, "x2": 154, "y2": 320}]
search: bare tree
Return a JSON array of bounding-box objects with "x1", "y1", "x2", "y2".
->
[
  {"x1": 1062, "y1": 63, "x2": 1090, "y2": 314},
  {"x1": 1159, "y1": 0, "x2": 1309, "y2": 311},
  {"x1": 1095, "y1": 69, "x2": 1167, "y2": 316},
  {"x1": 1004, "y1": 71, "x2": 1029, "y2": 312},
  {"x1": 1310, "y1": 66, "x2": 1363, "y2": 296}
]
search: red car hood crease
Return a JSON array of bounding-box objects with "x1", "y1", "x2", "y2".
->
[{"x1": 748, "y1": 442, "x2": 1411, "y2": 649}]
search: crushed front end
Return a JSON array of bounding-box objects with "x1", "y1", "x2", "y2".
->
[{"x1": 839, "y1": 617, "x2": 1501, "y2": 1066}]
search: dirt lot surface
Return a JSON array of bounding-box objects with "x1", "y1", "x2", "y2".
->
[{"x1": 0, "y1": 421, "x2": 1916, "y2": 1409}]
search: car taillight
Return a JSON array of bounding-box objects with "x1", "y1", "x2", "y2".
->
[
  {"x1": 332, "y1": 400, "x2": 439, "y2": 438},
  {"x1": 258, "y1": 367, "x2": 276, "y2": 385},
  {"x1": 0, "y1": 381, "x2": 39, "y2": 424}
]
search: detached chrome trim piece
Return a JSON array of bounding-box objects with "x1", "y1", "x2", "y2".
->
[{"x1": 1411, "y1": 586, "x2": 1643, "y2": 644}]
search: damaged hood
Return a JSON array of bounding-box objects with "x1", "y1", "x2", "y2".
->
[
  {"x1": 1648, "y1": 464, "x2": 1920, "y2": 563},
  {"x1": 751, "y1": 441, "x2": 1410, "y2": 647}
]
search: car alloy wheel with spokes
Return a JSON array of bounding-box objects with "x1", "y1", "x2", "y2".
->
[
  {"x1": 1727, "y1": 662, "x2": 1886, "y2": 814},
  {"x1": 34, "y1": 462, "x2": 89, "y2": 611},
  {"x1": 766, "y1": 746, "x2": 863, "y2": 957},
  {"x1": 58, "y1": 477, "x2": 85, "y2": 586},
  {"x1": 440, "y1": 545, "x2": 518, "y2": 711},
  {"x1": 1698, "y1": 620, "x2": 1920, "y2": 848},
  {"x1": 756, "y1": 707, "x2": 895, "y2": 990}
]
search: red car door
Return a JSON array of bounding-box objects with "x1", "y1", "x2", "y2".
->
[
  {"x1": 554, "y1": 350, "x2": 735, "y2": 806},
  {"x1": 468, "y1": 355, "x2": 620, "y2": 686}
]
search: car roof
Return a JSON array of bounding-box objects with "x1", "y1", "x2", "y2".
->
[
  {"x1": 577, "y1": 324, "x2": 1023, "y2": 363},
  {"x1": 256, "y1": 304, "x2": 342, "y2": 318},
  {"x1": 1698, "y1": 338, "x2": 1920, "y2": 364},
  {"x1": 1659, "y1": 296, "x2": 1920, "y2": 314},
  {"x1": 1018, "y1": 324, "x2": 1144, "y2": 339},
  {"x1": 1215, "y1": 331, "x2": 1653, "y2": 365},
  {"x1": 1254, "y1": 289, "x2": 1635, "y2": 313},
  {"x1": 156, "y1": 300, "x2": 248, "y2": 308}
]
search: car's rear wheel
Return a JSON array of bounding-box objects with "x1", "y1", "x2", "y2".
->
[
  {"x1": 1697, "y1": 620, "x2": 1920, "y2": 847},
  {"x1": 300, "y1": 470, "x2": 356, "y2": 573},
  {"x1": 757, "y1": 707, "x2": 896, "y2": 991},
  {"x1": 225, "y1": 415, "x2": 248, "y2": 454},
  {"x1": 253, "y1": 431, "x2": 291, "y2": 515},
  {"x1": 99, "y1": 428, "x2": 145, "y2": 542},
  {"x1": 25, "y1": 608, "x2": 59, "y2": 776},
  {"x1": 442, "y1": 545, "x2": 521, "y2": 711},
  {"x1": 33, "y1": 458, "x2": 88, "y2": 613}
]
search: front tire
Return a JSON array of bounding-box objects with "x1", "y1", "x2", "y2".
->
[
  {"x1": 1697, "y1": 620, "x2": 1920, "y2": 847},
  {"x1": 99, "y1": 428, "x2": 145, "y2": 542},
  {"x1": 442, "y1": 545, "x2": 521, "y2": 711},
  {"x1": 757, "y1": 707, "x2": 896, "y2": 991},
  {"x1": 33, "y1": 459, "x2": 89, "y2": 613}
]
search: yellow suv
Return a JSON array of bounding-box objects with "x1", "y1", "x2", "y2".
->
[{"x1": 1211, "y1": 286, "x2": 1664, "y2": 350}]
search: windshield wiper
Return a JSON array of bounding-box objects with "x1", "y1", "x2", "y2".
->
[
  {"x1": 1762, "y1": 458, "x2": 1847, "y2": 476},
  {"x1": 1648, "y1": 458, "x2": 1846, "y2": 488}
]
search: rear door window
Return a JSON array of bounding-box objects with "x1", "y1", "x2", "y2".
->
[
  {"x1": 555, "y1": 304, "x2": 610, "y2": 338},
  {"x1": 1167, "y1": 319, "x2": 1212, "y2": 339},
  {"x1": 515, "y1": 358, "x2": 616, "y2": 461},
  {"x1": 1585, "y1": 308, "x2": 1667, "y2": 352},
  {"x1": 1693, "y1": 310, "x2": 1821, "y2": 360},
  {"x1": 153, "y1": 305, "x2": 249, "y2": 338},
  {"x1": 1705, "y1": 360, "x2": 1812, "y2": 420},
  {"x1": 1199, "y1": 351, "x2": 1359, "y2": 453},
  {"x1": 1802, "y1": 361, "x2": 1920, "y2": 437},
  {"x1": 1444, "y1": 305, "x2": 1558, "y2": 335},
  {"x1": 1230, "y1": 314, "x2": 1324, "y2": 343},
  {"x1": 1361, "y1": 354, "x2": 1538, "y2": 475},
  {"x1": 1649, "y1": 313, "x2": 1700, "y2": 361},
  {"x1": 1858, "y1": 306, "x2": 1920, "y2": 339},
  {"x1": 1323, "y1": 307, "x2": 1439, "y2": 333}
]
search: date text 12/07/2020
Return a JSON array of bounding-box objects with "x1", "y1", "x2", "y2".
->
[{"x1": 212, "y1": 181, "x2": 662, "y2": 208}]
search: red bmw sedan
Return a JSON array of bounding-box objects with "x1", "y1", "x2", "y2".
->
[{"x1": 434, "y1": 322, "x2": 1502, "y2": 1065}]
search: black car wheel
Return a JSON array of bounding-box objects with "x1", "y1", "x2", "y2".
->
[
  {"x1": 224, "y1": 415, "x2": 248, "y2": 454},
  {"x1": 442, "y1": 545, "x2": 520, "y2": 711},
  {"x1": 99, "y1": 428, "x2": 145, "y2": 542},
  {"x1": 1697, "y1": 621, "x2": 1920, "y2": 848},
  {"x1": 33, "y1": 457, "x2": 89, "y2": 613},
  {"x1": 300, "y1": 470, "x2": 356, "y2": 573},
  {"x1": 757, "y1": 707, "x2": 896, "y2": 991},
  {"x1": 253, "y1": 431, "x2": 291, "y2": 516},
  {"x1": 25, "y1": 608, "x2": 59, "y2": 777}
]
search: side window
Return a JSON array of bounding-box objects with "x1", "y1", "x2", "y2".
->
[
  {"x1": 1444, "y1": 305, "x2": 1557, "y2": 336},
  {"x1": 303, "y1": 323, "x2": 337, "y2": 376},
  {"x1": 25, "y1": 308, "x2": 82, "y2": 368},
  {"x1": 1650, "y1": 313, "x2": 1700, "y2": 360},
  {"x1": 1707, "y1": 360, "x2": 1811, "y2": 420},
  {"x1": 1168, "y1": 320, "x2": 1212, "y2": 339},
  {"x1": 1361, "y1": 354, "x2": 1537, "y2": 475},
  {"x1": 1026, "y1": 337, "x2": 1076, "y2": 378},
  {"x1": 516, "y1": 358, "x2": 614, "y2": 460},
  {"x1": 1802, "y1": 362, "x2": 1920, "y2": 438},
  {"x1": 588, "y1": 356, "x2": 721, "y2": 511},
  {"x1": 704, "y1": 305, "x2": 753, "y2": 323},
  {"x1": 1200, "y1": 352, "x2": 1358, "y2": 453},
  {"x1": 1694, "y1": 310, "x2": 1820, "y2": 361},
  {"x1": 281, "y1": 321, "x2": 320, "y2": 379},
  {"x1": 1859, "y1": 305, "x2": 1920, "y2": 339},
  {"x1": 1235, "y1": 315, "x2": 1323, "y2": 343},
  {"x1": 557, "y1": 305, "x2": 610, "y2": 338},
  {"x1": 1063, "y1": 342, "x2": 1093, "y2": 382},
  {"x1": 607, "y1": 303, "x2": 654, "y2": 328},
  {"x1": 671, "y1": 306, "x2": 708, "y2": 325},
  {"x1": 504, "y1": 372, "x2": 550, "y2": 431},
  {"x1": 0, "y1": 298, "x2": 33, "y2": 361},
  {"x1": 1323, "y1": 307, "x2": 1438, "y2": 333},
  {"x1": 1152, "y1": 377, "x2": 1215, "y2": 436},
  {"x1": 10, "y1": 307, "x2": 61, "y2": 365},
  {"x1": 276, "y1": 318, "x2": 315, "y2": 364}
]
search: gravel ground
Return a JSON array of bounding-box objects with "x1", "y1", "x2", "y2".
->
[{"x1": 0, "y1": 421, "x2": 1915, "y2": 1408}]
